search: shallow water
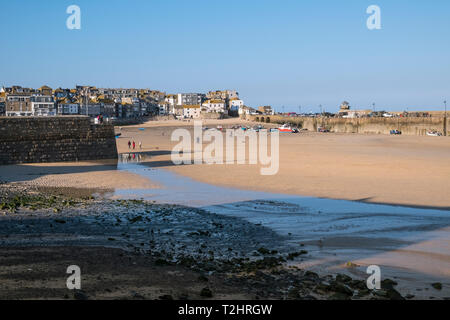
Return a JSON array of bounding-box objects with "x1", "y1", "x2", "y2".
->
[{"x1": 115, "y1": 160, "x2": 450, "y2": 294}]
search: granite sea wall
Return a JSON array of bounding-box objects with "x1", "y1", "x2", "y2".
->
[{"x1": 0, "y1": 116, "x2": 118, "y2": 165}]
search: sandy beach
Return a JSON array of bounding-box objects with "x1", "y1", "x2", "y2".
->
[
  {"x1": 0, "y1": 161, "x2": 158, "y2": 193},
  {"x1": 116, "y1": 119, "x2": 450, "y2": 209},
  {"x1": 1, "y1": 119, "x2": 449, "y2": 300}
]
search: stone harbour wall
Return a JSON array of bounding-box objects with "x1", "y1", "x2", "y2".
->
[
  {"x1": 248, "y1": 115, "x2": 449, "y2": 136},
  {"x1": 0, "y1": 116, "x2": 118, "y2": 165}
]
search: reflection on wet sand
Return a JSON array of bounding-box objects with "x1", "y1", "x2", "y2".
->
[{"x1": 115, "y1": 162, "x2": 450, "y2": 296}]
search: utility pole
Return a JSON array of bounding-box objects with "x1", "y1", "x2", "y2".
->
[
  {"x1": 84, "y1": 87, "x2": 88, "y2": 117},
  {"x1": 372, "y1": 103, "x2": 375, "y2": 112},
  {"x1": 444, "y1": 100, "x2": 447, "y2": 136},
  {"x1": 319, "y1": 104, "x2": 323, "y2": 116},
  {"x1": 298, "y1": 105, "x2": 301, "y2": 115}
]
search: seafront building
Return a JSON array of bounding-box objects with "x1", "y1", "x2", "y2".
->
[{"x1": 0, "y1": 85, "x2": 248, "y2": 119}]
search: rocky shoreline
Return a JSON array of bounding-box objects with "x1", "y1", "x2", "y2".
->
[{"x1": 0, "y1": 183, "x2": 415, "y2": 300}]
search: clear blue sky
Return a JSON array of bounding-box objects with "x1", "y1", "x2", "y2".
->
[{"x1": 0, "y1": 0, "x2": 449, "y2": 112}]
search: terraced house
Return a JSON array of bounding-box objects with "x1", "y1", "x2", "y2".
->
[
  {"x1": 30, "y1": 93, "x2": 56, "y2": 116},
  {"x1": 5, "y1": 92, "x2": 32, "y2": 116},
  {"x1": 202, "y1": 99, "x2": 226, "y2": 113}
]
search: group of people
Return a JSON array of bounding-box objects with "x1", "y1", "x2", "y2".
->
[
  {"x1": 95, "y1": 114, "x2": 104, "y2": 124},
  {"x1": 128, "y1": 140, "x2": 142, "y2": 150}
]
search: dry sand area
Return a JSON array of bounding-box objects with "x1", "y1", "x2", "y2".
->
[{"x1": 117, "y1": 119, "x2": 450, "y2": 209}]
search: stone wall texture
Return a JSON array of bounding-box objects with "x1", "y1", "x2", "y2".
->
[
  {"x1": 0, "y1": 116, "x2": 118, "y2": 165},
  {"x1": 248, "y1": 115, "x2": 449, "y2": 136}
]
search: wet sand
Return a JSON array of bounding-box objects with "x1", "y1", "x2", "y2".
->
[
  {"x1": 115, "y1": 162, "x2": 450, "y2": 298},
  {"x1": 0, "y1": 189, "x2": 381, "y2": 300},
  {"x1": 116, "y1": 119, "x2": 450, "y2": 209},
  {"x1": 0, "y1": 161, "x2": 158, "y2": 192}
]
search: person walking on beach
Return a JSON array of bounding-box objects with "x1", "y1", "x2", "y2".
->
[
  {"x1": 128, "y1": 140, "x2": 131, "y2": 149},
  {"x1": 139, "y1": 141, "x2": 142, "y2": 150},
  {"x1": 132, "y1": 141, "x2": 136, "y2": 150}
]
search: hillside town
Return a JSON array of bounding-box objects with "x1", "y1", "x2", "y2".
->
[
  {"x1": 1, "y1": 86, "x2": 444, "y2": 123},
  {"x1": 0, "y1": 85, "x2": 274, "y2": 121}
]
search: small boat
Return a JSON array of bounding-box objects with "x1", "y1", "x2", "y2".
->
[
  {"x1": 138, "y1": 128, "x2": 145, "y2": 131},
  {"x1": 115, "y1": 133, "x2": 122, "y2": 138},
  {"x1": 426, "y1": 130, "x2": 442, "y2": 137},
  {"x1": 317, "y1": 127, "x2": 330, "y2": 133},
  {"x1": 278, "y1": 124, "x2": 293, "y2": 133}
]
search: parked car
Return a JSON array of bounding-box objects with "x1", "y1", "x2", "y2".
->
[{"x1": 390, "y1": 129, "x2": 402, "y2": 135}]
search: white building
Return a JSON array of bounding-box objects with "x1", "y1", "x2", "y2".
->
[
  {"x1": 158, "y1": 103, "x2": 169, "y2": 115},
  {"x1": 229, "y1": 98, "x2": 244, "y2": 110},
  {"x1": 183, "y1": 105, "x2": 201, "y2": 118},
  {"x1": 31, "y1": 94, "x2": 56, "y2": 116},
  {"x1": 164, "y1": 94, "x2": 177, "y2": 114},
  {"x1": 238, "y1": 105, "x2": 256, "y2": 116},
  {"x1": 58, "y1": 103, "x2": 79, "y2": 115},
  {"x1": 202, "y1": 99, "x2": 226, "y2": 113}
]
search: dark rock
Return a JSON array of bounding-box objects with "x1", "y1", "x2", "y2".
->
[
  {"x1": 200, "y1": 287, "x2": 213, "y2": 298},
  {"x1": 178, "y1": 293, "x2": 189, "y2": 300},
  {"x1": 385, "y1": 288, "x2": 404, "y2": 300},
  {"x1": 257, "y1": 247, "x2": 270, "y2": 255},
  {"x1": 329, "y1": 292, "x2": 351, "y2": 300},
  {"x1": 431, "y1": 283, "x2": 442, "y2": 290},
  {"x1": 287, "y1": 288, "x2": 300, "y2": 299},
  {"x1": 198, "y1": 275, "x2": 209, "y2": 282},
  {"x1": 301, "y1": 295, "x2": 317, "y2": 300},
  {"x1": 287, "y1": 250, "x2": 308, "y2": 260},
  {"x1": 372, "y1": 290, "x2": 389, "y2": 299},
  {"x1": 314, "y1": 283, "x2": 329, "y2": 294},
  {"x1": 357, "y1": 289, "x2": 371, "y2": 296},
  {"x1": 349, "y1": 279, "x2": 367, "y2": 290},
  {"x1": 328, "y1": 281, "x2": 353, "y2": 296},
  {"x1": 133, "y1": 292, "x2": 146, "y2": 299},
  {"x1": 304, "y1": 271, "x2": 319, "y2": 280},
  {"x1": 381, "y1": 278, "x2": 398, "y2": 290},
  {"x1": 73, "y1": 290, "x2": 88, "y2": 300},
  {"x1": 154, "y1": 258, "x2": 169, "y2": 266},
  {"x1": 336, "y1": 274, "x2": 352, "y2": 284}
]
